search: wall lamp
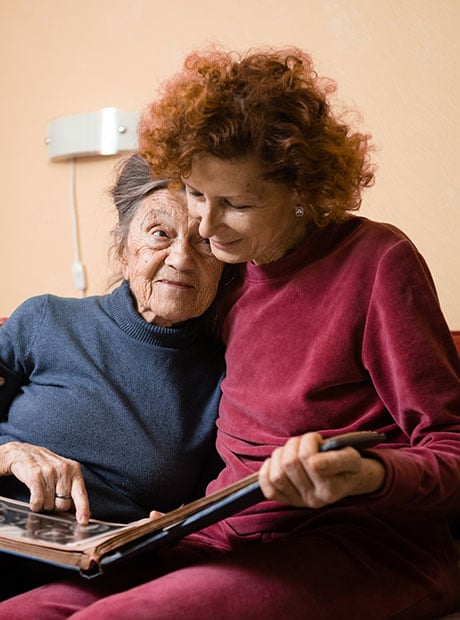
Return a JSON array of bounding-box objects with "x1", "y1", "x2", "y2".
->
[{"x1": 45, "y1": 108, "x2": 140, "y2": 295}]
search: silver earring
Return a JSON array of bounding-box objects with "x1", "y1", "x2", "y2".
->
[{"x1": 295, "y1": 206, "x2": 304, "y2": 218}]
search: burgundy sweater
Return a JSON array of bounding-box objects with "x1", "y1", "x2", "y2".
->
[{"x1": 207, "y1": 217, "x2": 460, "y2": 561}]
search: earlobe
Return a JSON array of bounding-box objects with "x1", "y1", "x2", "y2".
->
[{"x1": 119, "y1": 250, "x2": 129, "y2": 279}]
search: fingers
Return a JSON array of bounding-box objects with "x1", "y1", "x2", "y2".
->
[
  {"x1": 259, "y1": 434, "x2": 321, "y2": 507},
  {"x1": 6, "y1": 443, "x2": 91, "y2": 524},
  {"x1": 149, "y1": 510, "x2": 164, "y2": 520},
  {"x1": 41, "y1": 463, "x2": 91, "y2": 525},
  {"x1": 259, "y1": 433, "x2": 364, "y2": 508},
  {"x1": 33, "y1": 465, "x2": 91, "y2": 525},
  {"x1": 26, "y1": 459, "x2": 70, "y2": 511},
  {"x1": 70, "y1": 479, "x2": 91, "y2": 525}
]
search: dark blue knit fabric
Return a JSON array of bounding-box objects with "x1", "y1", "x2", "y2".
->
[{"x1": 0, "y1": 281, "x2": 224, "y2": 522}]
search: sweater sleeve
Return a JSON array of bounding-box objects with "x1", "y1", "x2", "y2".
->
[
  {"x1": 0, "y1": 297, "x2": 44, "y2": 431},
  {"x1": 361, "y1": 237, "x2": 460, "y2": 515}
]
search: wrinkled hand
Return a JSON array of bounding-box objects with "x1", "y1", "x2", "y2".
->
[
  {"x1": 259, "y1": 432, "x2": 385, "y2": 509},
  {"x1": 0, "y1": 441, "x2": 90, "y2": 524}
]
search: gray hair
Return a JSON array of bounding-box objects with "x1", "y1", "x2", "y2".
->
[
  {"x1": 108, "y1": 154, "x2": 176, "y2": 285},
  {"x1": 110, "y1": 153, "x2": 173, "y2": 253}
]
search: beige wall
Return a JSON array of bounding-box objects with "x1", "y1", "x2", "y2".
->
[{"x1": 1, "y1": 0, "x2": 459, "y2": 327}]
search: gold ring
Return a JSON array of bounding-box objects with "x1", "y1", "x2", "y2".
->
[{"x1": 55, "y1": 493, "x2": 72, "y2": 500}]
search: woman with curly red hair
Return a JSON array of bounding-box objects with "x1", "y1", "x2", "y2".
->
[
  {"x1": 140, "y1": 48, "x2": 374, "y2": 228},
  {"x1": 2, "y1": 46, "x2": 460, "y2": 619}
]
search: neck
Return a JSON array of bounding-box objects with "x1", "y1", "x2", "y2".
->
[{"x1": 252, "y1": 224, "x2": 312, "y2": 266}]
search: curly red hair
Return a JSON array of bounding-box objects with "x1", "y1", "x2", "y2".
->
[{"x1": 139, "y1": 47, "x2": 375, "y2": 226}]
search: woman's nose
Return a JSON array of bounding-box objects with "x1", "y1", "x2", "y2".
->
[
  {"x1": 189, "y1": 199, "x2": 218, "y2": 238},
  {"x1": 164, "y1": 239, "x2": 194, "y2": 270}
]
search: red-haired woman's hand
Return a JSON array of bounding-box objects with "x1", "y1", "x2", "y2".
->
[{"x1": 258, "y1": 432, "x2": 385, "y2": 509}]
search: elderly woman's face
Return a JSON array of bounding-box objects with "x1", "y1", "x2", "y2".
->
[
  {"x1": 122, "y1": 189, "x2": 223, "y2": 326},
  {"x1": 184, "y1": 155, "x2": 308, "y2": 265}
]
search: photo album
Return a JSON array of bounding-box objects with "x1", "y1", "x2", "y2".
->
[
  {"x1": 0, "y1": 473, "x2": 262, "y2": 578},
  {"x1": 0, "y1": 431, "x2": 384, "y2": 578}
]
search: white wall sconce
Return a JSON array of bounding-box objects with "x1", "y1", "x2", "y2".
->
[
  {"x1": 45, "y1": 108, "x2": 140, "y2": 295},
  {"x1": 45, "y1": 108, "x2": 139, "y2": 160}
]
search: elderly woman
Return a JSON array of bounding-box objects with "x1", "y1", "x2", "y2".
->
[
  {"x1": 0, "y1": 153, "x2": 224, "y2": 597},
  {"x1": 3, "y1": 48, "x2": 460, "y2": 619}
]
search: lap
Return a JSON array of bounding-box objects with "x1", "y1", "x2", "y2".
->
[{"x1": 0, "y1": 527, "x2": 458, "y2": 620}]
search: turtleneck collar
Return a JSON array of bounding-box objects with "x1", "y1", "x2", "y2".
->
[{"x1": 105, "y1": 280, "x2": 203, "y2": 349}]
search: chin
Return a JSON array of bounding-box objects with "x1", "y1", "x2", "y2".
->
[
  {"x1": 212, "y1": 248, "x2": 248, "y2": 264},
  {"x1": 158, "y1": 302, "x2": 203, "y2": 326}
]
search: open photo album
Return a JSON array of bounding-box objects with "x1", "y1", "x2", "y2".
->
[
  {"x1": 0, "y1": 473, "x2": 263, "y2": 578},
  {"x1": 0, "y1": 431, "x2": 384, "y2": 578}
]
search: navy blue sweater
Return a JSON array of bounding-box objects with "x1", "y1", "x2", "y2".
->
[{"x1": 0, "y1": 281, "x2": 224, "y2": 522}]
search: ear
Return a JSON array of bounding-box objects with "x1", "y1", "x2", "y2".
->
[
  {"x1": 119, "y1": 247, "x2": 129, "y2": 280},
  {"x1": 292, "y1": 187, "x2": 304, "y2": 204}
]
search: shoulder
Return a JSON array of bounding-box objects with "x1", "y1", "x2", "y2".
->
[
  {"x1": 5, "y1": 292, "x2": 109, "y2": 333},
  {"x1": 4, "y1": 294, "x2": 50, "y2": 328},
  {"x1": 344, "y1": 217, "x2": 416, "y2": 249},
  {"x1": 338, "y1": 217, "x2": 427, "y2": 271},
  {"x1": 311, "y1": 218, "x2": 438, "y2": 305}
]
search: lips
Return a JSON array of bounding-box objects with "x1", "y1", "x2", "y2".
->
[
  {"x1": 210, "y1": 238, "x2": 241, "y2": 251},
  {"x1": 157, "y1": 279, "x2": 195, "y2": 290}
]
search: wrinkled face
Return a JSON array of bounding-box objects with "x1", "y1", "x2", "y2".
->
[
  {"x1": 184, "y1": 155, "x2": 307, "y2": 265},
  {"x1": 122, "y1": 189, "x2": 223, "y2": 326}
]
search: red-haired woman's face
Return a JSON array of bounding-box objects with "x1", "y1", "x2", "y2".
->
[{"x1": 185, "y1": 156, "x2": 308, "y2": 265}]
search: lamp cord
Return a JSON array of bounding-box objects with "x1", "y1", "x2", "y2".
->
[{"x1": 69, "y1": 158, "x2": 87, "y2": 296}]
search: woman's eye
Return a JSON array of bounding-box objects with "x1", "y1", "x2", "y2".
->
[
  {"x1": 151, "y1": 229, "x2": 169, "y2": 238},
  {"x1": 186, "y1": 188, "x2": 205, "y2": 200},
  {"x1": 222, "y1": 199, "x2": 249, "y2": 210},
  {"x1": 195, "y1": 237, "x2": 213, "y2": 254}
]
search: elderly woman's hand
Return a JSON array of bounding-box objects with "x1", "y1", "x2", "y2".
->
[
  {"x1": 259, "y1": 432, "x2": 385, "y2": 509},
  {"x1": 0, "y1": 441, "x2": 90, "y2": 524}
]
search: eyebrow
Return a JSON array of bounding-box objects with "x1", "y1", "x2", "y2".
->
[
  {"x1": 185, "y1": 182, "x2": 258, "y2": 202},
  {"x1": 184, "y1": 182, "x2": 201, "y2": 193},
  {"x1": 150, "y1": 208, "x2": 173, "y2": 217},
  {"x1": 139, "y1": 209, "x2": 174, "y2": 226}
]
